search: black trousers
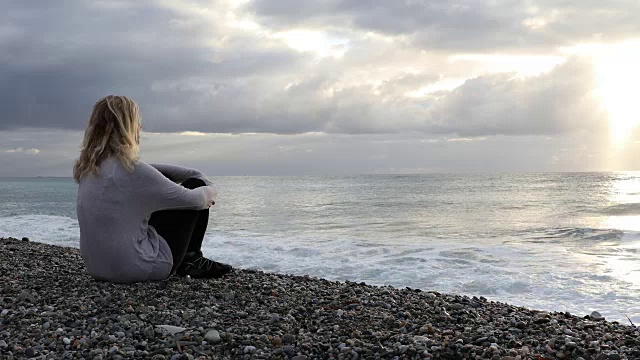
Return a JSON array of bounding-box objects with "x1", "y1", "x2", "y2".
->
[{"x1": 149, "y1": 177, "x2": 209, "y2": 274}]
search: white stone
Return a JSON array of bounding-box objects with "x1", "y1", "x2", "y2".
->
[{"x1": 204, "y1": 329, "x2": 221, "y2": 344}]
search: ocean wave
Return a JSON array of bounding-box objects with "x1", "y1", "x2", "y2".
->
[
  {"x1": 600, "y1": 203, "x2": 640, "y2": 216},
  {"x1": 0, "y1": 214, "x2": 79, "y2": 247},
  {"x1": 524, "y1": 227, "x2": 624, "y2": 242}
]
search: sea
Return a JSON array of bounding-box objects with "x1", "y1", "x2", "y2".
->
[{"x1": 1, "y1": 173, "x2": 640, "y2": 324}]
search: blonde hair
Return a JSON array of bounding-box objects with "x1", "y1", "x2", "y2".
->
[{"x1": 73, "y1": 95, "x2": 141, "y2": 183}]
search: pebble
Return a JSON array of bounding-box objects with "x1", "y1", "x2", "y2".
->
[
  {"x1": 270, "y1": 314, "x2": 280, "y2": 323},
  {"x1": 590, "y1": 311, "x2": 604, "y2": 321},
  {"x1": 283, "y1": 333, "x2": 296, "y2": 345},
  {"x1": 283, "y1": 345, "x2": 296, "y2": 356},
  {"x1": 18, "y1": 290, "x2": 36, "y2": 303},
  {"x1": 1, "y1": 237, "x2": 640, "y2": 360},
  {"x1": 204, "y1": 329, "x2": 221, "y2": 344},
  {"x1": 24, "y1": 347, "x2": 36, "y2": 357}
]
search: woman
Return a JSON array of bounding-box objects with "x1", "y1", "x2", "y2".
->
[{"x1": 74, "y1": 95, "x2": 232, "y2": 283}]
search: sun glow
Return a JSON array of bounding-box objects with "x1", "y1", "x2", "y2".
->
[
  {"x1": 595, "y1": 41, "x2": 640, "y2": 146},
  {"x1": 273, "y1": 30, "x2": 348, "y2": 58}
]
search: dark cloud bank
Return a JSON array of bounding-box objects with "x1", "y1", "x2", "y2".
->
[{"x1": 1, "y1": 0, "x2": 629, "y2": 140}]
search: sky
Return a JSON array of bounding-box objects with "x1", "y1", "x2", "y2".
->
[{"x1": 2, "y1": 0, "x2": 640, "y2": 176}]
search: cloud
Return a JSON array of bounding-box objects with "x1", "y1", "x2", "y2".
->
[
  {"x1": 0, "y1": 0, "x2": 631, "y2": 141},
  {"x1": 4, "y1": 147, "x2": 40, "y2": 155},
  {"x1": 178, "y1": 131, "x2": 208, "y2": 136},
  {"x1": 246, "y1": 0, "x2": 640, "y2": 50},
  {"x1": 0, "y1": 0, "x2": 309, "y2": 132},
  {"x1": 424, "y1": 57, "x2": 608, "y2": 136}
]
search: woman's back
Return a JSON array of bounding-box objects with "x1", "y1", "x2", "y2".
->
[{"x1": 78, "y1": 157, "x2": 213, "y2": 282}]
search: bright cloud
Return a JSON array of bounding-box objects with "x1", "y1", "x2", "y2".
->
[{"x1": 4, "y1": 147, "x2": 40, "y2": 155}]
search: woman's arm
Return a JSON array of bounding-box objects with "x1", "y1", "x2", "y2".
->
[
  {"x1": 133, "y1": 162, "x2": 217, "y2": 211},
  {"x1": 149, "y1": 163, "x2": 213, "y2": 185}
]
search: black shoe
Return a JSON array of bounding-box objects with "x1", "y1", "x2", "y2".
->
[{"x1": 177, "y1": 252, "x2": 233, "y2": 279}]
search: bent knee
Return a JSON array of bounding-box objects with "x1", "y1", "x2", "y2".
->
[{"x1": 182, "y1": 177, "x2": 206, "y2": 189}]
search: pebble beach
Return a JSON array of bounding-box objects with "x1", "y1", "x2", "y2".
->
[{"x1": 1, "y1": 237, "x2": 639, "y2": 359}]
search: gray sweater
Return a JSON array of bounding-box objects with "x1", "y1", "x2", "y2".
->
[{"x1": 77, "y1": 157, "x2": 217, "y2": 283}]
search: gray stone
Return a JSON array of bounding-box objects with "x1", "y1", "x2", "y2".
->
[
  {"x1": 590, "y1": 311, "x2": 604, "y2": 321},
  {"x1": 236, "y1": 311, "x2": 248, "y2": 318},
  {"x1": 18, "y1": 290, "x2": 36, "y2": 303},
  {"x1": 243, "y1": 345, "x2": 256, "y2": 353},
  {"x1": 62, "y1": 337, "x2": 71, "y2": 345},
  {"x1": 0, "y1": 340, "x2": 7, "y2": 348},
  {"x1": 42, "y1": 321, "x2": 50, "y2": 329},
  {"x1": 283, "y1": 333, "x2": 296, "y2": 345},
  {"x1": 25, "y1": 347, "x2": 36, "y2": 357},
  {"x1": 283, "y1": 345, "x2": 296, "y2": 356},
  {"x1": 204, "y1": 330, "x2": 221, "y2": 344}
]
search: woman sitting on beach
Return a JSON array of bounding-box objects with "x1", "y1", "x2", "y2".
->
[{"x1": 73, "y1": 95, "x2": 232, "y2": 283}]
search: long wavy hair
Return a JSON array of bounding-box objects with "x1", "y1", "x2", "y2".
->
[{"x1": 73, "y1": 95, "x2": 141, "y2": 183}]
